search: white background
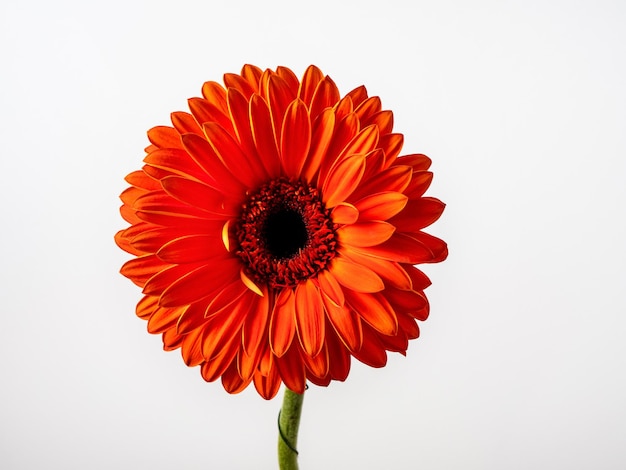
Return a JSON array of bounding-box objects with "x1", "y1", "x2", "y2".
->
[{"x1": 1, "y1": 1, "x2": 625, "y2": 468}]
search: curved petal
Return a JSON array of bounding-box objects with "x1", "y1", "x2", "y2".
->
[
  {"x1": 337, "y1": 221, "x2": 395, "y2": 247},
  {"x1": 269, "y1": 288, "x2": 296, "y2": 357},
  {"x1": 322, "y1": 154, "x2": 366, "y2": 208},
  {"x1": 354, "y1": 192, "x2": 408, "y2": 221},
  {"x1": 280, "y1": 99, "x2": 311, "y2": 176},
  {"x1": 329, "y1": 255, "x2": 384, "y2": 293},
  {"x1": 295, "y1": 279, "x2": 325, "y2": 357}
]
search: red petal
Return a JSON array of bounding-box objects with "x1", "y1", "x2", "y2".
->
[
  {"x1": 301, "y1": 108, "x2": 335, "y2": 183},
  {"x1": 309, "y1": 76, "x2": 340, "y2": 120},
  {"x1": 253, "y1": 362, "x2": 281, "y2": 399},
  {"x1": 295, "y1": 279, "x2": 325, "y2": 357},
  {"x1": 316, "y1": 269, "x2": 345, "y2": 307},
  {"x1": 156, "y1": 234, "x2": 227, "y2": 264},
  {"x1": 405, "y1": 171, "x2": 434, "y2": 198},
  {"x1": 354, "y1": 192, "x2": 408, "y2": 221},
  {"x1": 322, "y1": 153, "x2": 366, "y2": 208},
  {"x1": 337, "y1": 221, "x2": 395, "y2": 247},
  {"x1": 329, "y1": 255, "x2": 384, "y2": 293},
  {"x1": 352, "y1": 324, "x2": 387, "y2": 368},
  {"x1": 201, "y1": 81, "x2": 228, "y2": 111},
  {"x1": 379, "y1": 133, "x2": 404, "y2": 164},
  {"x1": 180, "y1": 133, "x2": 246, "y2": 195},
  {"x1": 250, "y1": 94, "x2": 281, "y2": 178},
  {"x1": 269, "y1": 288, "x2": 296, "y2": 357},
  {"x1": 353, "y1": 232, "x2": 448, "y2": 264},
  {"x1": 147, "y1": 305, "x2": 183, "y2": 334},
  {"x1": 203, "y1": 122, "x2": 259, "y2": 188},
  {"x1": 346, "y1": 291, "x2": 398, "y2": 336},
  {"x1": 120, "y1": 254, "x2": 170, "y2": 287},
  {"x1": 331, "y1": 203, "x2": 359, "y2": 225},
  {"x1": 280, "y1": 99, "x2": 311, "y2": 176},
  {"x1": 398, "y1": 153, "x2": 432, "y2": 171},
  {"x1": 298, "y1": 65, "x2": 324, "y2": 106},
  {"x1": 158, "y1": 258, "x2": 240, "y2": 307},
  {"x1": 242, "y1": 288, "x2": 270, "y2": 356},
  {"x1": 161, "y1": 176, "x2": 239, "y2": 218},
  {"x1": 275, "y1": 345, "x2": 306, "y2": 394},
  {"x1": 322, "y1": 295, "x2": 362, "y2": 352},
  {"x1": 188, "y1": 97, "x2": 234, "y2": 134},
  {"x1": 354, "y1": 96, "x2": 382, "y2": 121},
  {"x1": 147, "y1": 126, "x2": 181, "y2": 149}
]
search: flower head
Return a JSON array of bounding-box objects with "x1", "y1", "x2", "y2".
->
[{"x1": 115, "y1": 65, "x2": 447, "y2": 399}]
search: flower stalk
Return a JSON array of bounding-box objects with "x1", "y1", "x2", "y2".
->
[{"x1": 278, "y1": 388, "x2": 305, "y2": 470}]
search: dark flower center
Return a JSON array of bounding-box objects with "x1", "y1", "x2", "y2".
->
[
  {"x1": 264, "y1": 208, "x2": 309, "y2": 259},
  {"x1": 236, "y1": 179, "x2": 337, "y2": 288}
]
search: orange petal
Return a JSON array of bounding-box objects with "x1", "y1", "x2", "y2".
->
[
  {"x1": 280, "y1": 99, "x2": 311, "y2": 176},
  {"x1": 389, "y1": 197, "x2": 445, "y2": 231},
  {"x1": 405, "y1": 171, "x2": 434, "y2": 198},
  {"x1": 352, "y1": 232, "x2": 447, "y2": 264},
  {"x1": 253, "y1": 361, "x2": 281, "y2": 399},
  {"x1": 156, "y1": 234, "x2": 226, "y2": 264},
  {"x1": 329, "y1": 255, "x2": 384, "y2": 293},
  {"x1": 188, "y1": 97, "x2": 234, "y2": 134},
  {"x1": 222, "y1": 358, "x2": 253, "y2": 394},
  {"x1": 345, "y1": 291, "x2": 398, "y2": 336},
  {"x1": 298, "y1": 65, "x2": 324, "y2": 106},
  {"x1": 379, "y1": 133, "x2": 404, "y2": 164},
  {"x1": 316, "y1": 269, "x2": 345, "y2": 307},
  {"x1": 337, "y1": 221, "x2": 395, "y2": 247},
  {"x1": 161, "y1": 176, "x2": 239, "y2": 218},
  {"x1": 322, "y1": 295, "x2": 362, "y2": 352},
  {"x1": 398, "y1": 153, "x2": 432, "y2": 171},
  {"x1": 240, "y1": 64, "x2": 264, "y2": 94},
  {"x1": 340, "y1": 246, "x2": 412, "y2": 290},
  {"x1": 143, "y1": 148, "x2": 208, "y2": 184},
  {"x1": 147, "y1": 304, "x2": 183, "y2": 334},
  {"x1": 354, "y1": 192, "x2": 408, "y2": 221},
  {"x1": 302, "y1": 342, "x2": 329, "y2": 379},
  {"x1": 180, "y1": 326, "x2": 205, "y2": 366},
  {"x1": 363, "y1": 110, "x2": 393, "y2": 135},
  {"x1": 180, "y1": 133, "x2": 246, "y2": 195},
  {"x1": 352, "y1": 324, "x2": 387, "y2": 368},
  {"x1": 319, "y1": 112, "x2": 359, "y2": 180},
  {"x1": 250, "y1": 94, "x2": 282, "y2": 178},
  {"x1": 136, "y1": 294, "x2": 158, "y2": 320},
  {"x1": 331, "y1": 203, "x2": 359, "y2": 225},
  {"x1": 203, "y1": 122, "x2": 259, "y2": 188},
  {"x1": 276, "y1": 66, "x2": 300, "y2": 95},
  {"x1": 350, "y1": 164, "x2": 412, "y2": 200},
  {"x1": 226, "y1": 87, "x2": 266, "y2": 177},
  {"x1": 242, "y1": 288, "x2": 270, "y2": 356},
  {"x1": 336, "y1": 124, "x2": 379, "y2": 162},
  {"x1": 202, "y1": 293, "x2": 252, "y2": 360},
  {"x1": 121, "y1": 254, "x2": 170, "y2": 287},
  {"x1": 295, "y1": 279, "x2": 325, "y2": 357},
  {"x1": 309, "y1": 76, "x2": 340, "y2": 120},
  {"x1": 204, "y1": 279, "x2": 248, "y2": 317},
  {"x1": 265, "y1": 74, "x2": 294, "y2": 142},
  {"x1": 301, "y1": 108, "x2": 335, "y2": 183},
  {"x1": 354, "y1": 96, "x2": 382, "y2": 121},
  {"x1": 275, "y1": 345, "x2": 306, "y2": 394},
  {"x1": 176, "y1": 301, "x2": 211, "y2": 335},
  {"x1": 322, "y1": 153, "x2": 366, "y2": 208},
  {"x1": 158, "y1": 258, "x2": 240, "y2": 307},
  {"x1": 223, "y1": 72, "x2": 255, "y2": 98},
  {"x1": 201, "y1": 81, "x2": 228, "y2": 113},
  {"x1": 346, "y1": 85, "x2": 368, "y2": 107},
  {"x1": 269, "y1": 288, "x2": 296, "y2": 357},
  {"x1": 147, "y1": 126, "x2": 181, "y2": 149},
  {"x1": 170, "y1": 111, "x2": 203, "y2": 135}
]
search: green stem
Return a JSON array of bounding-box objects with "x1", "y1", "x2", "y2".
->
[{"x1": 278, "y1": 387, "x2": 305, "y2": 470}]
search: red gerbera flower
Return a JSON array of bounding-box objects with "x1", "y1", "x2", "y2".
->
[{"x1": 115, "y1": 64, "x2": 447, "y2": 399}]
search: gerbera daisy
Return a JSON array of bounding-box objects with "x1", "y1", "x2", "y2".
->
[{"x1": 115, "y1": 64, "x2": 447, "y2": 400}]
